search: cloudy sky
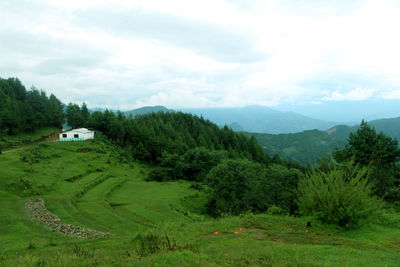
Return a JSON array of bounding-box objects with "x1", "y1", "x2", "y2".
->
[{"x1": 1, "y1": 0, "x2": 400, "y2": 110}]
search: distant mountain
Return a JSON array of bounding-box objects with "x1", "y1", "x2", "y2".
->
[
  {"x1": 275, "y1": 99, "x2": 400, "y2": 123},
  {"x1": 124, "y1": 106, "x2": 170, "y2": 117},
  {"x1": 249, "y1": 117, "x2": 400, "y2": 165},
  {"x1": 369, "y1": 117, "x2": 400, "y2": 140},
  {"x1": 89, "y1": 107, "x2": 118, "y2": 113},
  {"x1": 181, "y1": 106, "x2": 340, "y2": 134}
]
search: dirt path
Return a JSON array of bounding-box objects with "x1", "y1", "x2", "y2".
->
[{"x1": 1, "y1": 130, "x2": 60, "y2": 154}]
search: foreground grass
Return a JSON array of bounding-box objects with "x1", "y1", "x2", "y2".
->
[{"x1": 0, "y1": 135, "x2": 400, "y2": 266}]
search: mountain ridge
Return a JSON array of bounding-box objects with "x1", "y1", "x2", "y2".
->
[
  {"x1": 249, "y1": 116, "x2": 400, "y2": 165},
  {"x1": 181, "y1": 105, "x2": 342, "y2": 134}
]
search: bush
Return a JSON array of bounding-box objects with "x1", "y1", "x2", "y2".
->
[
  {"x1": 266, "y1": 205, "x2": 287, "y2": 216},
  {"x1": 146, "y1": 167, "x2": 174, "y2": 182},
  {"x1": 297, "y1": 164, "x2": 383, "y2": 228}
]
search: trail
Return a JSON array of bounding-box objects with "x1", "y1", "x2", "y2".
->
[{"x1": 1, "y1": 131, "x2": 60, "y2": 154}]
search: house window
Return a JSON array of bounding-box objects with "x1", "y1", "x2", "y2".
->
[
  {"x1": 74, "y1": 134, "x2": 79, "y2": 138},
  {"x1": 62, "y1": 134, "x2": 67, "y2": 138}
]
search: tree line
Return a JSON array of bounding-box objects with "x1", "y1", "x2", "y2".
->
[{"x1": 0, "y1": 77, "x2": 64, "y2": 135}]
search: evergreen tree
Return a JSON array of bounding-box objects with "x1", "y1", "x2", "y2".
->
[
  {"x1": 0, "y1": 77, "x2": 65, "y2": 134},
  {"x1": 81, "y1": 102, "x2": 90, "y2": 127},
  {"x1": 334, "y1": 120, "x2": 400, "y2": 197}
]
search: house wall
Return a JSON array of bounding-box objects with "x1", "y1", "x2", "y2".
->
[{"x1": 59, "y1": 131, "x2": 94, "y2": 141}]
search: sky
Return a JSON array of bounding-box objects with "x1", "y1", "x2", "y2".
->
[{"x1": 1, "y1": 0, "x2": 400, "y2": 111}]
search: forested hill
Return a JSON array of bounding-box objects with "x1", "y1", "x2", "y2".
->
[
  {"x1": 81, "y1": 110, "x2": 269, "y2": 166},
  {"x1": 249, "y1": 117, "x2": 400, "y2": 165},
  {"x1": 0, "y1": 77, "x2": 64, "y2": 135},
  {"x1": 249, "y1": 130, "x2": 346, "y2": 165},
  {"x1": 123, "y1": 106, "x2": 170, "y2": 117}
]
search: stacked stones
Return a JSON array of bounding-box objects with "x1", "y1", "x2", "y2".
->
[{"x1": 25, "y1": 198, "x2": 109, "y2": 239}]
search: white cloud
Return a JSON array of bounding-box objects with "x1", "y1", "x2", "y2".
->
[
  {"x1": 381, "y1": 90, "x2": 400, "y2": 100},
  {"x1": 322, "y1": 88, "x2": 376, "y2": 101},
  {"x1": 1, "y1": 0, "x2": 400, "y2": 109}
]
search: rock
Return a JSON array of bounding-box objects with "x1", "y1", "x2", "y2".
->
[{"x1": 25, "y1": 198, "x2": 109, "y2": 239}]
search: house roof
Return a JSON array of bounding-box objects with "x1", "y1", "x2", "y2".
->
[{"x1": 62, "y1": 128, "x2": 93, "y2": 134}]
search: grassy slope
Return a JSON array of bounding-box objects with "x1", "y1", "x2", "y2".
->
[
  {"x1": 0, "y1": 135, "x2": 400, "y2": 266},
  {"x1": 0, "y1": 127, "x2": 57, "y2": 151}
]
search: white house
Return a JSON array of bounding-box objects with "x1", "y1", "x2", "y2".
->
[{"x1": 59, "y1": 128, "x2": 94, "y2": 142}]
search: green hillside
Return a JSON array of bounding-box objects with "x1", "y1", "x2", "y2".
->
[
  {"x1": 1, "y1": 137, "x2": 400, "y2": 266},
  {"x1": 249, "y1": 130, "x2": 346, "y2": 165},
  {"x1": 370, "y1": 117, "x2": 400, "y2": 140},
  {"x1": 250, "y1": 117, "x2": 400, "y2": 165}
]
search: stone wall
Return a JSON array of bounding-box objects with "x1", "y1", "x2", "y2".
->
[{"x1": 25, "y1": 198, "x2": 109, "y2": 239}]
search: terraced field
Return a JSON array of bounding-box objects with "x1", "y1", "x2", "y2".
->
[{"x1": 1, "y1": 137, "x2": 400, "y2": 266}]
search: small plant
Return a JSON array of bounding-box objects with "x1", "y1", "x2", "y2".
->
[
  {"x1": 27, "y1": 240, "x2": 36, "y2": 250},
  {"x1": 133, "y1": 232, "x2": 197, "y2": 257},
  {"x1": 134, "y1": 233, "x2": 173, "y2": 256},
  {"x1": 267, "y1": 205, "x2": 287, "y2": 216},
  {"x1": 48, "y1": 235, "x2": 57, "y2": 247},
  {"x1": 72, "y1": 243, "x2": 93, "y2": 258}
]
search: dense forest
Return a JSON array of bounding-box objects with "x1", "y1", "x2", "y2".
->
[{"x1": 0, "y1": 77, "x2": 64, "y2": 135}]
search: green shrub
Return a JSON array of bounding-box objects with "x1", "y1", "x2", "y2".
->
[
  {"x1": 266, "y1": 205, "x2": 287, "y2": 216},
  {"x1": 146, "y1": 167, "x2": 174, "y2": 182},
  {"x1": 7, "y1": 177, "x2": 49, "y2": 196},
  {"x1": 297, "y1": 164, "x2": 383, "y2": 228}
]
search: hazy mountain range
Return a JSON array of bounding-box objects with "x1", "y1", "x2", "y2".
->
[
  {"x1": 275, "y1": 99, "x2": 400, "y2": 123},
  {"x1": 118, "y1": 105, "x2": 343, "y2": 134},
  {"x1": 249, "y1": 117, "x2": 400, "y2": 165},
  {"x1": 181, "y1": 106, "x2": 342, "y2": 134}
]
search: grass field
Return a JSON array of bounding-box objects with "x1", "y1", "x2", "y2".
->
[{"x1": 1, "y1": 134, "x2": 400, "y2": 266}]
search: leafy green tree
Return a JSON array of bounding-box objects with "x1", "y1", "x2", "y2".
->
[
  {"x1": 182, "y1": 147, "x2": 227, "y2": 181},
  {"x1": 205, "y1": 159, "x2": 264, "y2": 216},
  {"x1": 204, "y1": 159, "x2": 302, "y2": 216},
  {"x1": 263, "y1": 164, "x2": 304, "y2": 214},
  {"x1": 66, "y1": 103, "x2": 84, "y2": 129}
]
